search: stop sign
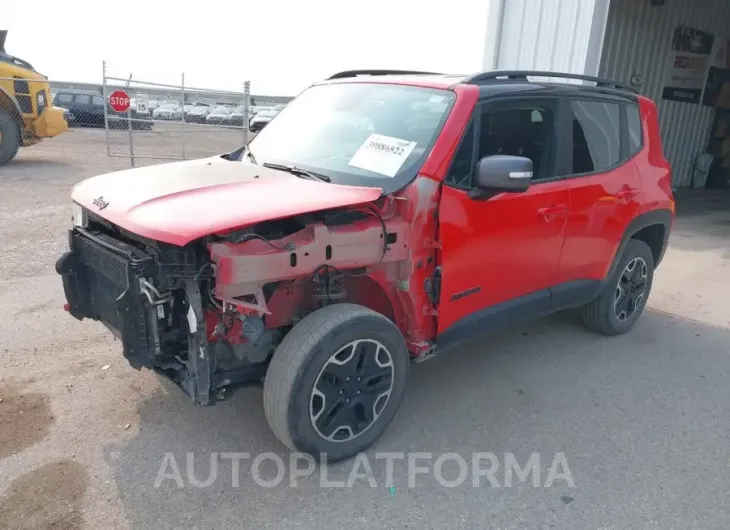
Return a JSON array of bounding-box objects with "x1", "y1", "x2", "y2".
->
[{"x1": 109, "y1": 90, "x2": 130, "y2": 112}]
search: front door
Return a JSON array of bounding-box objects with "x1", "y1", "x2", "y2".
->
[
  {"x1": 72, "y1": 94, "x2": 95, "y2": 126},
  {"x1": 91, "y1": 95, "x2": 108, "y2": 127},
  {"x1": 436, "y1": 98, "x2": 569, "y2": 342}
]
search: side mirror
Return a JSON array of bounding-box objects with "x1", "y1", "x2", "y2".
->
[{"x1": 474, "y1": 155, "x2": 533, "y2": 194}]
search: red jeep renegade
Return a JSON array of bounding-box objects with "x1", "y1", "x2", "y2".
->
[{"x1": 57, "y1": 70, "x2": 674, "y2": 461}]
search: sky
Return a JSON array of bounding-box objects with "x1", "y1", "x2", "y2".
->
[{"x1": 5, "y1": 0, "x2": 491, "y2": 97}]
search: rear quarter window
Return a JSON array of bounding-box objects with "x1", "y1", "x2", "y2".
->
[{"x1": 627, "y1": 104, "x2": 643, "y2": 155}]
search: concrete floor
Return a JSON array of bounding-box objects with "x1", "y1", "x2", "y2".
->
[{"x1": 0, "y1": 142, "x2": 728, "y2": 529}]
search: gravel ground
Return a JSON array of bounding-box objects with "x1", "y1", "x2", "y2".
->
[{"x1": 0, "y1": 131, "x2": 729, "y2": 530}]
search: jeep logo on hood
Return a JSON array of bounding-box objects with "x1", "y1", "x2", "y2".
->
[{"x1": 92, "y1": 196, "x2": 109, "y2": 210}]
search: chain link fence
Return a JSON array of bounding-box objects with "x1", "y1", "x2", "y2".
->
[
  {"x1": 6, "y1": 62, "x2": 292, "y2": 171},
  {"x1": 102, "y1": 63, "x2": 252, "y2": 166}
]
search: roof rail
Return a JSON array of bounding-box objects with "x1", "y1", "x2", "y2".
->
[
  {"x1": 463, "y1": 70, "x2": 637, "y2": 93},
  {"x1": 327, "y1": 69, "x2": 442, "y2": 80}
]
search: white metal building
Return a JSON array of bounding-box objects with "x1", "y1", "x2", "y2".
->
[{"x1": 481, "y1": 0, "x2": 730, "y2": 188}]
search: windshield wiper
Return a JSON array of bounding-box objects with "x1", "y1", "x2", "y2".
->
[{"x1": 262, "y1": 162, "x2": 331, "y2": 182}]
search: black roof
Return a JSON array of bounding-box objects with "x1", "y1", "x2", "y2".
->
[
  {"x1": 463, "y1": 70, "x2": 639, "y2": 102},
  {"x1": 473, "y1": 80, "x2": 639, "y2": 102},
  {"x1": 323, "y1": 69, "x2": 639, "y2": 102}
]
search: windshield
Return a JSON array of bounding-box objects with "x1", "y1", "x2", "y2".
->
[
  {"x1": 158, "y1": 104, "x2": 177, "y2": 111},
  {"x1": 212, "y1": 107, "x2": 232, "y2": 114},
  {"x1": 233, "y1": 106, "x2": 245, "y2": 113},
  {"x1": 247, "y1": 83, "x2": 455, "y2": 192}
]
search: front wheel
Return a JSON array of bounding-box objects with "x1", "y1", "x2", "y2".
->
[
  {"x1": 580, "y1": 239, "x2": 655, "y2": 335},
  {"x1": 0, "y1": 108, "x2": 21, "y2": 166},
  {"x1": 263, "y1": 303, "x2": 409, "y2": 462}
]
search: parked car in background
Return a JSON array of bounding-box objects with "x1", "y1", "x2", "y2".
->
[
  {"x1": 184, "y1": 103, "x2": 208, "y2": 119},
  {"x1": 153, "y1": 103, "x2": 182, "y2": 120},
  {"x1": 205, "y1": 106, "x2": 232, "y2": 124},
  {"x1": 223, "y1": 105, "x2": 254, "y2": 126},
  {"x1": 53, "y1": 89, "x2": 152, "y2": 129},
  {"x1": 183, "y1": 103, "x2": 207, "y2": 115},
  {"x1": 57, "y1": 106, "x2": 76, "y2": 126},
  {"x1": 186, "y1": 105, "x2": 211, "y2": 123},
  {"x1": 249, "y1": 108, "x2": 280, "y2": 132}
]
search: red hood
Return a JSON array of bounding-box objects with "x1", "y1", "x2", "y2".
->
[{"x1": 71, "y1": 156, "x2": 382, "y2": 246}]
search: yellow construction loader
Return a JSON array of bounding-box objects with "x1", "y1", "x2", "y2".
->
[{"x1": 0, "y1": 30, "x2": 68, "y2": 165}]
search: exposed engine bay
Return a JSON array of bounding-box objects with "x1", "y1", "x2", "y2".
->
[{"x1": 56, "y1": 198, "x2": 417, "y2": 405}]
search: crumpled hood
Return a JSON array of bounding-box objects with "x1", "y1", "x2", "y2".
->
[{"x1": 71, "y1": 156, "x2": 382, "y2": 246}]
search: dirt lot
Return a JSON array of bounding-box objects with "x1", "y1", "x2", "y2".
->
[{"x1": 1, "y1": 130, "x2": 729, "y2": 529}]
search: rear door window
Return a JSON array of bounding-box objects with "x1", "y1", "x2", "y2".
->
[
  {"x1": 570, "y1": 100, "x2": 621, "y2": 174},
  {"x1": 76, "y1": 94, "x2": 91, "y2": 105}
]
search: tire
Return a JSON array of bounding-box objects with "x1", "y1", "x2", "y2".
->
[
  {"x1": 580, "y1": 239, "x2": 655, "y2": 336},
  {"x1": 263, "y1": 303, "x2": 409, "y2": 462},
  {"x1": 0, "y1": 107, "x2": 21, "y2": 166}
]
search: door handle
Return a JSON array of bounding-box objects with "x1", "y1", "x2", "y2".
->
[
  {"x1": 616, "y1": 188, "x2": 639, "y2": 200},
  {"x1": 537, "y1": 204, "x2": 567, "y2": 221}
]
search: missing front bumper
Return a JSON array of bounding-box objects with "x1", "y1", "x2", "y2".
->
[{"x1": 56, "y1": 228, "x2": 266, "y2": 406}]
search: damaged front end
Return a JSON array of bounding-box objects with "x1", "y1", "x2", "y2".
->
[
  {"x1": 55, "y1": 218, "x2": 280, "y2": 405},
  {"x1": 55, "y1": 196, "x2": 422, "y2": 406}
]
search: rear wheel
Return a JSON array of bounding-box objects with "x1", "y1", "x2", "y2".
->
[
  {"x1": 0, "y1": 108, "x2": 21, "y2": 166},
  {"x1": 263, "y1": 303, "x2": 409, "y2": 462},
  {"x1": 580, "y1": 239, "x2": 655, "y2": 335}
]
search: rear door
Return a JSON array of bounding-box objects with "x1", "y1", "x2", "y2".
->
[
  {"x1": 555, "y1": 98, "x2": 643, "y2": 293},
  {"x1": 437, "y1": 98, "x2": 570, "y2": 339}
]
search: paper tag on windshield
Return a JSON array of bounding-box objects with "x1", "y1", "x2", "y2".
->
[{"x1": 348, "y1": 134, "x2": 417, "y2": 177}]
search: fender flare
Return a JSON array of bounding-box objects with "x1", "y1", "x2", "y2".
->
[
  {"x1": 603, "y1": 209, "x2": 673, "y2": 285},
  {"x1": 0, "y1": 86, "x2": 23, "y2": 123}
]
